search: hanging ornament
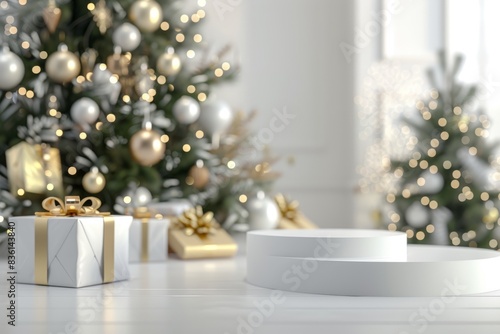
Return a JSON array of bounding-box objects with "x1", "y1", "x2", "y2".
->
[
  {"x1": 156, "y1": 47, "x2": 181, "y2": 77},
  {"x1": 82, "y1": 167, "x2": 106, "y2": 193},
  {"x1": 71, "y1": 97, "x2": 100, "y2": 125},
  {"x1": 405, "y1": 201, "x2": 429, "y2": 228},
  {"x1": 91, "y1": 0, "x2": 112, "y2": 34},
  {"x1": 80, "y1": 49, "x2": 98, "y2": 77},
  {"x1": 187, "y1": 160, "x2": 210, "y2": 189},
  {"x1": 129, "y1": 0, "x2": 163, "y2": 32},
  {"x1": 106, "y1": 47, "x2": 130, "y2": 77},
  {"x1": 133, "y1": 186, "x2": 153, "y2": 207},
  {"x1": 173, "y1": 96, "x2": 200, "y2": 125},
  {"x1": 45, "y1": 44, "x2": 81, "y2": 83},
  {"x1": 129, "y1": 126, "x2": 166, "y2": 166},
  {"x1": 43, "y1": 0, "x2": 62, "y2": 34},
  {"x1": 198, "y1": 98, "x2": 233, "y2": 148},
  {"x1": 112, "y1": 23, "x2": 141, "y2": 52},
  {"x1": 245, "y1": 191, "x2": 280, "y2": 230},
  {"x1": 135, "y1": 62, "x2": 155, "y2": 96},
  {"x1": 0, "y1": 46, "x2": 25, "y2": 91},
  {"x1": 419, "y1": 170, "x2": 444, "y2": 194}
]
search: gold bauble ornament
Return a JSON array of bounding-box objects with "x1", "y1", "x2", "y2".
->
[
  {"x1": 82, "y1": 168, "x2": 106, "y2": 193},
  {"x1": 46, "y1": 45, "x2": 81, "y2": 83},
  {"x1": 188, "y1": 164, "x2": 210, "y2": 189},
  {"x1": 156, "y1": 50, "x2": 181, "y2": 76},
  {"x1": 129, "y1": 128, "x2": 166, "y2": 166},
  {"x1": 129, "y1": 0, "x2": 163, "y2": 32}
]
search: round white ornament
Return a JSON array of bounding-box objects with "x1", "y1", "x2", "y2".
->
[
  {"x1": 133, "y1": 186, "x2": 153, "y2": 207},
  {"x1": 405, "y1": 201, "x2": 429, "y2": 228},
  {"x1": 71, "y1": 97, "x2": 100, "y2": 124},
  {"x1": 45, "y1": 45, "x2": 81, "y2": 83},
  {"x1": 198, "y1": 99, "x2": 233, "y2": 136},
  {"x1": 129, "y1": 0, "x2": 163, "y2": 32},
  {"x1": 245, "y1": 191, "x2": 280, "y2": 230},
  {"x1": 112, "y1": 23, "x2": 141, "y2": 52},
  {"x1": 0, "y1": 47, "x2": 24, "y2": 90},
  {"x1": 172, "y1": 96, "x2": 200, "y2": 125}
]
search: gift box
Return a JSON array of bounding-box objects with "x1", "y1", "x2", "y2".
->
[
  {"x1": 147, "y1": 199, "x2": 192, "y2": 218},
  {"x1": 6, "y1": 141, "x2": 64, "y2": 197},
  {"x1": 275, "y1": 194, "x2": 317, "y2": 229},
  {"x1": 10, "y1": 196, "x2": 132, "y2": 288},
  {"x1": 169, "y1": 206, "x2": 237, "y2": 259},
  {"x1": 129, "y1": 208, "x2": 170, "y2": 262}
]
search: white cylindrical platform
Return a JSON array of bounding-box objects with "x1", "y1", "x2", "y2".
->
[{"x1": 247, "y1": 229, "x2": 407, "y2": 260}]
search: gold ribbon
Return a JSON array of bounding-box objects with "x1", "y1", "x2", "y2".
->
[
  {"x1": 132, "y1": 207, "x2": 152, "y2": 262},
  {"x1": 34, "y1": 196, "x2": 114, "y2": 285},
  {"x1": 275, "y1": 193, "x2": 300, "y2": 222},
  {"x1": 174, "y1": 206, "x2": 219, "y2": 237}
]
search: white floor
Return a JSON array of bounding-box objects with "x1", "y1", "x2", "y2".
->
[{"x1": 2, "y1": 236, "x2": 500, "y2": 334}]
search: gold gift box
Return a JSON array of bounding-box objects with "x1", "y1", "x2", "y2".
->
[
  {"x1": 278, "y1": 212, "x2": 317, "y2": 229},
  {"x1": 169, "y1": 228, "x2": 238, "y2": 259},
  {"x1": 6, "y1": 141, "x2": 63, "y2": 197}
]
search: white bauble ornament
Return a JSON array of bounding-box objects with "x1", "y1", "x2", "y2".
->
[
  {"x1": 82, "y1": 168, "x2": 106, "y2": 193},
  {"x1": 198, "y1": 99, "x2": 233, "y2": 136},
  {"x1": 405, "y1": 201, "x2": 429, "y2": 228},
  {"x1": 419, "y1": 171, "x2": 444, "y2": 194},
  {"x1": 156, "y1": 50, "x2": 181, "y2": 76},
  {"x1": 172, "y1": 96, "x2": 200, "y2": 125},
  {"x1": 71, "y1": 97, "x2": 100, "y2": 125},
  {"x1": 92, "y1": 64, "x2": 113, "y2": 84},
  {"x1": 129, "y1": 0, "x2": 163, "y2": 32},
  {"x1": 0, "y1": 47, "x2": 25, "y2": 90},
  {"x1": 129, "y1": 128, "x2": 166, "y2": 166},
  {"x1": 45, "y1": 45, "x2": 81, "y2": 83},
  {"x1": 112, "y1": 23, "x2": 141, "y2": 52},
  {"x1": 246, "y1": 191, "x2": 280, "y2": 230},
  {"x1": 133, "y1": 186, "x2": 153, "y2": 207}
]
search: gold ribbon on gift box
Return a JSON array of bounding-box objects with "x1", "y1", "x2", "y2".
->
[
  {"x1": 131, "y1": 207, "x2": 153, "y2": 262},
  {"x1": 274, "y1": 193, "x2": 317, "y2": 229},
  {"x1": 169, "y1": 206, "x2": 237, "y2": 259},
  {"x1": 34, "y1": 196, "x2": 114, "y2": 285}
]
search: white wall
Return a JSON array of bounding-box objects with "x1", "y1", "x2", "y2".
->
[{"x1": 202, "y1": 0, "x2": 356, "y2": 227}]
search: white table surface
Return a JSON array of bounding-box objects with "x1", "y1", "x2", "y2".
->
[{"x1": 2, "y1": 235, "x2": 500, "y2": 334}]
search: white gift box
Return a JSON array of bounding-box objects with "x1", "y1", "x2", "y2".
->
[
  {"x1": 129, "y1": 218, "x2": 170, "y2": 262},
  {"x1": 147, "y1": 200, "x2": 192, "y2": 217},
  {"x1": 10, "y1": 215, "x2": 132, "y2": 288}
]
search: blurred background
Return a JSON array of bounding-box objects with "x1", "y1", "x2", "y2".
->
[{"x1": 201, "y1": 0, "x2": 500, "y2": 238}]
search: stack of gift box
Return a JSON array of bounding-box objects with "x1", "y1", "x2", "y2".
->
[{"x1": 9, "y1": 194, "x2": 315, "y2": 288}]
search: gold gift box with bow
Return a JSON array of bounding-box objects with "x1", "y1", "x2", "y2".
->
[
  {"x1": 275, "y1": 194, "x2": 318, "y2": 229},
  {"x1": 6, "y1": 141, "x2": 64, "y2": 197},
  {"x1": 169, "y1": 206, "x2": 238, "y2": 259}
]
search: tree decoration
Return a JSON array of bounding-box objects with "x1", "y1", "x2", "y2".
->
[
  {"x1": 112, "y1": 23, "x2": 141, "y2": 52},
  {"x1": 45, "y1": 44, "x2": 81, "y2": 83},
  {"x1": 128, "y1": 0, "x2": 163, "y2": 33},
  {"x1": 91, "y1": 0, "x2": 112, "y2": 34},
  {"x1": 82, "y1": 167, "x2": 106, "y2": 193},
  {"x1": 42, "y1": 0, "x2": 61, "y2": 34},
  {"x1": 129, "y1": 125, "x2": 166, "y2": 166},
  {"x1": 0, "y1": 46, "x2": 25, "y2": 91},
  {"x1": 172, "y1": 96, "x2": 200, "y2": 125},
  {"x1": 156, "y1": 47, "x2": 181, "y2": 76}
]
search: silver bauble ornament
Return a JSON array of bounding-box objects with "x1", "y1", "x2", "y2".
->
[
  {"x1": 419, "y1": 171, "x2": 444, "y2": 194},
  {"x1": 112, "y1": 23, "x2": 141, "y2": 52},
  {"x1": 45, "y1": 45, "x2": 81, "y2": 83},
  {"x1": 198, "y1": 99, "x2": 233, "y2": 136},
  {"x1": 82, "y1": 168, "x2": 106, "y2": 193},
  {"x1": 245, "y1": 191, "x2": 280, "y2": 230},
  {"x1": 71, "y1": 97, "x2": 100, "y2": 125},
  {"x1": 133, "y1": 186, "x2": 153, "y2": 207},
  {"x1": 156, "y1": 50, "x2": 181, "y2": 76},
  {"x1": 129, "y1": 0, "x2": 163, "y2": 32},
  {"x1": 405, "y1": 201, "x2": 429, "y2": 228},
  {"x1": 129, "y1": 128, "x2": 166, "y2": 166},
  {"x1": 92, "y1": 64, "x2": 113, "y2": 84},
  {"x1": 0, "y1": 47, "x2": 25, "y2": 90},
  {"x1": 172, "y1": 96, "x2": 200, "y2": 125}
]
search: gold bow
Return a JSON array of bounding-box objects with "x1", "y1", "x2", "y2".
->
[
  {"x1": 174, "y1": 206, "x2": 219, "y2": 237},
  {"x1": 275, "y1": 193, "x2": 300, "y2": 222},
  {"x1": 35, "y1": 196, "x2": 109, "y2": 216}
]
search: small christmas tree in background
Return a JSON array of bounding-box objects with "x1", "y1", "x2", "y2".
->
[
  {"x1": 0, "y1": 0, "x2": 279, "y2": 234},
  {"x1": 386, "y1": 52, "x2": 500, "y2": 249}
]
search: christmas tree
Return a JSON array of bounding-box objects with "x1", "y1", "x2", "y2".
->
[
  {"x1": 387, "y1": 52, "x2": 500, "y2": 249},
  {"x1": 0, "y1": 0, "x2": 277, "y2": 233}
]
